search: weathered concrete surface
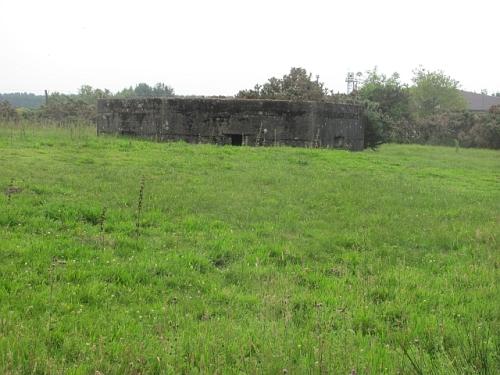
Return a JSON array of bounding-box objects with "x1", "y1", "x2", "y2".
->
[{"x1": 97, "y1": 98, "x2": 364, "y2": 150}]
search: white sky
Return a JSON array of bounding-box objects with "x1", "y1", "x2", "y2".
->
[{"x1": 1, "y1": 0, "x2": 498, "y2": 96}]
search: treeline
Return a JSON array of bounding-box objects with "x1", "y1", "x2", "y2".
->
[
  {"x1": 1, "y1": 70, "x2": 499, "y2": 149},
  {"x1": 0, "y1": 93, "x2": 45, "y2": 108},
  {"x1": 236, "y1": 67, "x2": 500, "y2": 149},
  {"x1": 0, "y1": 82, "x2": 175, "y2": 122}
]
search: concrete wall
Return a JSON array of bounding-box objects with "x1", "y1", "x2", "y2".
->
[{"x1": 97, "y1": 98, "x2": 364, "y2": 150}]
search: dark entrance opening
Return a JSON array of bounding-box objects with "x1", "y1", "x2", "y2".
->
[
  {"x1": 333, "y1": 136, "x2": 345, "y2": 147},
  {"x1": 228, "y1": 134, "x2": 243, "y2": 146}
]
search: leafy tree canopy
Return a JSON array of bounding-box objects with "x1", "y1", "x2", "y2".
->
[
  {"x1": 236, "y1": 67, "x2": 329, "y2": 101},
  {"x1": 358, "y1": 68, "x2": 410, "y2": 120},
  {"x1": 410, "y1": 67, "x2": 467, "y2": 117},
  {"x1": 78, "y1": 85, "x2": 113, "y2": 104}
]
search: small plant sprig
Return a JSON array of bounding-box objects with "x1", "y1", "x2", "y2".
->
[
  {"x1": 255, "y1": 121, "x2": 263, "y2": 146},
  {"x1": 314, "y1": 127, "x2": 321, "y2": 148},
  {"x1": 6, "y1": 178, "x2": 14, "y2": 203},
  {"x1": 136, "y1": 176, "x2": 146, "y2": 239},
  {"x1": 99, "y1": 207, "x2": 107, "y2": 249}
]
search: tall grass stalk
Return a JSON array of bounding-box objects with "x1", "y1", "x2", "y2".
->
[
  {"x1": 136, "y1": 176, "x2": 145, "y2": 239},
  {"x1": 99, "y1": 207, "x2": 107, "y2": 249}
]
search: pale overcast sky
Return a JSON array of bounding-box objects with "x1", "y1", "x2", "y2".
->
[{"x1": 1, "y1": 0, "x2": 498, "y2": 96}]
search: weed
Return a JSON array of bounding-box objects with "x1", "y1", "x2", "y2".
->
[
  {"x1": 255, "y1": 121, "x2": 263, "y2": 146},
  {"x1": 6, "y1": 178, "x2": 14, "y2": 203},
  {"x1": 99, "y1": 206, "x2": 107, "y2": 249},
  {"x1": 136, "y1": 175, "x2": 145, "y2": 239}
]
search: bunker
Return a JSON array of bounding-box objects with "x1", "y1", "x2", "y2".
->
[{"x1": 97, "y1": 98, "x2": 364, "y2": 150}]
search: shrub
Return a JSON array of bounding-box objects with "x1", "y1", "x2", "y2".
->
[
  {"x1": 0, "y1": 101, "x2": 19, "y2": 122},
  {"x1": 386, "y1": 111, "x2": 500, "y2": 149},
  {"x1": 360, "y1": 100, "x2": 387, "y2": 149},
  {"x1": 489, "y1": 105, "x2": 500, "y2": 114}
]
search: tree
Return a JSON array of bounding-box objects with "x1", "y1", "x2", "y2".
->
[
  {"x1": 410, "y1": 67, "x2": 467, "y2": 117},
  {"x1": 77, "y1": 85, "x2": 112, "y2": 104},
  {"x1": 134, "y1": 83, "x2": 154, "y2": 97},
  {"x1": 358, "y1": 68, "x2": 410, "y2": 120},
  {"x1": 152, "y1": 83, "x2": 175, "y2": 97},
  {"x1": 355, "y1": 68, "x2": 412, "y2": 149},
  {"x1": 236, "y1": 67, "x2": 329, "y2": 101}
]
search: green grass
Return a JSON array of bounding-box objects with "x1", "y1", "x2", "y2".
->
[{"x1": 0, "y1": 122, "x2": 499, "y2": 374}]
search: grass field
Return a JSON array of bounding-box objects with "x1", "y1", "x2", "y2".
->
[{"x1": 0, "y1": 122, "x2": 499, "y2": 374}]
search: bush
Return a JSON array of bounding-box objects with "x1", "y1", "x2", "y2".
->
[
  {"x1": 0, "y1": 100, "x2": 19, "y2": 122},
  {"x1": 38, "y1": 94, "x2": 96, "y2": 123},
  {"x1": 361, "y1": 100, "x2": 387, "y2": 149},
  {"x1": 386, "y1": 111, "x2": 500, "y2": 149},
  {"x1": 490, "y1": 105, "x2": 500, "y2": 114},
  {"x1": 458, "y1": 113, "x2": 500, "y2": 149}
]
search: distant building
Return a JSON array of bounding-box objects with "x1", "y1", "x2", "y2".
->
[{"x1": 461, "y1": 91, "x2": 500, "y2": 112}]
